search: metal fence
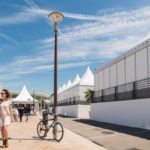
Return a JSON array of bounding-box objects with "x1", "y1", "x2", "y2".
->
[
  {"x1": 50, "y1": 96, "x2": 88, "y2": 107},
  {"x1": 93, "y1": 78, "x2": 150, "y2": 103}
]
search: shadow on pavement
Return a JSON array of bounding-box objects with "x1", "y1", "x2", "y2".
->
[
  {"x1": 0, "y1": 137, "x2": 55, "y2": 142},
  {"x1": 58, "y1": 115, "x2": 76, "y2": 118},
  {"x1": 74, "y1": 119, "x2": 150, "y2": 140}
]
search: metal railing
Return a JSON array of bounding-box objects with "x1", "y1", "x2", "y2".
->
[
  {"x1": 50, "y1": 96, "x2": 89, "y2": 106},
  {"x1": 93, "y1": 78, "x2": 150, "y2": 103}
]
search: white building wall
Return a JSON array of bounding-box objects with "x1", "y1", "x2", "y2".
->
[
  {"x1": 57, "y1": 105, "x2": 90, "y2": 118},
  {"x1": 136, "y1": 48, "x2": 148, "y2": 80},
  {"x1": 97, "y1": 72, "x2": 100, "y2": 91},
  {"x1": 94, "y1": 72, "x2": 99, "y2": 91},
  {"x1": 104, "y1": 67, "x2": 110, "y2": 89},
  {"x1": 98, "y1": 70, "x2": 104, "y2": 90},
  {"x1": 90, "y1": 99, "x2": 150, "y2": 130},
  {"x1": 78, "y1": 105, "x2": 90, "y2": 118},
  {"x1": 61, "y1": 92, "x2": 64, "y2": 100},
  {"x1": 64, "y1": 91, "x2": 67, "y2": 100},
  {"x1": 117, "y1": 59, "x2": 126, "y2": 85},
  {"x1": 126, "y1": 54, "x2": 136, "y2": 83},
  {"x1": 73, "y1": 85, "x2": 80, "y2": 98},
  {"x1": 65, "y1": 90, "x2": 68, "y2": 99},
  {"x1": 92, "y1": 41, "x2": 150, "y2": 129},
  {"x1": 148, "y1": 46, "x2": 150, "y2": 77},
  {"x1": 68, "y1": 89, "x2": 71, "y2": 99},
  {"x1": 57, "y1": 105, "x2": 78, "y2": 117},
  {"x1": 110, "y1": 64, "x2": 117, "y2": 87}
]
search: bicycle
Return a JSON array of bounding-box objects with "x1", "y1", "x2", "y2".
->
[{"x1": 37, "y1": 111, "x2": 64, "y2": 142}]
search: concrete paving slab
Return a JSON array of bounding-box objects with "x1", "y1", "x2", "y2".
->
[
  {"x1": 0, "y1": 116, "x2": 106, "y2": 150},
  {"x1": 58, "y1": 116, "x2": 150, "y2": 150}
]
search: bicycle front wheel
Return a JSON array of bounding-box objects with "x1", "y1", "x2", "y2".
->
[
  {"x1": 53, "y1": 122, "x2": 64, "y2": 142},
  {"x1": 37, "y1": 121, "x2": 47, "y2": 139}
]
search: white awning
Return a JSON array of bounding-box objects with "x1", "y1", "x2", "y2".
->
[{"x1": 12, "y1": 85, "x2": 34, "y2": 103}]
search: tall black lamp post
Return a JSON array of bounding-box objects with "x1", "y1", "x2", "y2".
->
[
  {"x1": 33, "y1": 90, "x2": 35, "y2": 113},
  {"x1": 48, "y1": 12, "x2": 64, "y2": 121}
]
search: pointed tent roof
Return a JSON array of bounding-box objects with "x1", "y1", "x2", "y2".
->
[
  {"x1": 58, "y1": 67, "x2": 93, "y2": 93},
  {"x1": 61, "y1": 84, "x2": 66, "y2": 92},
  {"x1": 14, "y1": 85, "x2": 33, "y2": 101},
  {"x1": 79, "y1": 66, "x2": 94, "y2": 86},
  {"x1": 72, "y1": 74, "x2": 80, "y2": 86},
  {"x1": 66, "y1": 80, "x2": 72, "y2": 89}
]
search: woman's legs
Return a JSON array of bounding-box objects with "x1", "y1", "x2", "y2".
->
[
  {"x1": 1, "y1": 127, "x2": 4, "y2": 139},
  {"x1": 4, "y1": 126, "x2": 8, "y2": 147},
  {"x1": 1, "y1": 126, "x2": 9, "y2": 147},
  {"x1": 1, "y1": 126, "x2": 5, "y2": 147},
  {"x1": 3, "y1": 126, "x2": 8, "y2": 139},
  {"x1": 1, "y1": 126, "x2": 6, "y2": 147}
]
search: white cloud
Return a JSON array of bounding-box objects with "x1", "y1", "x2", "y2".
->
[
  {"x1": 39, "y1": 6, "x2": 150, "y2": 60},
  {"x1": 0, "y1": 60, "x2": 92, "y2": 80},
  {"x1": 1, "y1": 4, "x2": 150, "y2": 81},
  {"x1": 0, "y1": 32, "x2": 19, "y2": 45},
  {"x1": 0, "y1": 2, "x2": 150, "y2": 31},
  {"x1": 0, "y1": 11, "x2": 36, "y2": 25},
  {"x1": 24, "y1": 0, "x2": 39, "y2": 8}
]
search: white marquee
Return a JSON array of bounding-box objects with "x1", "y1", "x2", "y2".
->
[{"x1": 12, "y1": 85, "x2": 35, "y2": 104}]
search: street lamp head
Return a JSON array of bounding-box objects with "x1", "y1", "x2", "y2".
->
[{"x1": 48, "y1": 12, "x2": 64, "y2": 24}]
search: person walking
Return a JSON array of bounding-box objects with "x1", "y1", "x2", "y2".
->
[
  {"x1": 18, "y1": 104, "x2": 24, "y2": 122},
  {"x1": 0, "y1": 89, "x2": 14, "y2": 148}
]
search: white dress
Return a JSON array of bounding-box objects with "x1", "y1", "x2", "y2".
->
[{"x1": 0, "y1": 100, "x2": 12, "y2": 126}]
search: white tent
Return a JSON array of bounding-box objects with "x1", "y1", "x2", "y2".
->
[
  {"x1": 61, "y1": 84, "x2": 66, "y2": 92},
  {"x1": 72, "y1": 74, "x2": 80, "y2": 86},
  {"x1": 12, "y1": 85, "x2": 35, "y2": 104},
  {"x1": 66, "y1": 80, "x2": 72, "y2": 89},
  {"x1": 55, "y1": 67, "x2": 93, "y2": 118},
  {"x1": 79, "y1": 66, "x2": 94, "y2": 86}
]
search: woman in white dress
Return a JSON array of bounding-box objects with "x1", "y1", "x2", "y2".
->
[{"x1": 0, "y1": 89, "x2": 14, "y2": 148}]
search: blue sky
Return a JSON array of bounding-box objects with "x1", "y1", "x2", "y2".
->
[{"x1": 0, "y1": 0, "x2": 150, "y2": 94}]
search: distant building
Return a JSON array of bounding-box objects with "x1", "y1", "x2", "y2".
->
[
  {"x1": 50, "y1": 66, "x2": 94, "y2": 118},
  {"x1": 90, "y1": 38, "x2": 150, "y2": 130}
]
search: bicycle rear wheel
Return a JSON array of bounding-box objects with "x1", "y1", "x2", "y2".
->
[
  {"x1": 53, "y1": 122, "x2": 64, "y2": 142},
  {"x1": 37, "y1": 120, "x2": 47, "y2": 139}
]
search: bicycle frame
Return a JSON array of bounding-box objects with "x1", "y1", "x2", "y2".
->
[{"x1": 44, "y1": 118, "x2": 56, "y2": 134}]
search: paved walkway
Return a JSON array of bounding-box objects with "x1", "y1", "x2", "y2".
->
[
  {"x1": 1, "y1": 116, "x2": 106, "y2": 150},
  {"x1": 58, "y1": 116, "x2": 150, "y2": 150}
]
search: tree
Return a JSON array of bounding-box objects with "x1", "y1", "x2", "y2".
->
[{"x1": 84, "y1": 89, "x2": 94, "y2": 104}]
